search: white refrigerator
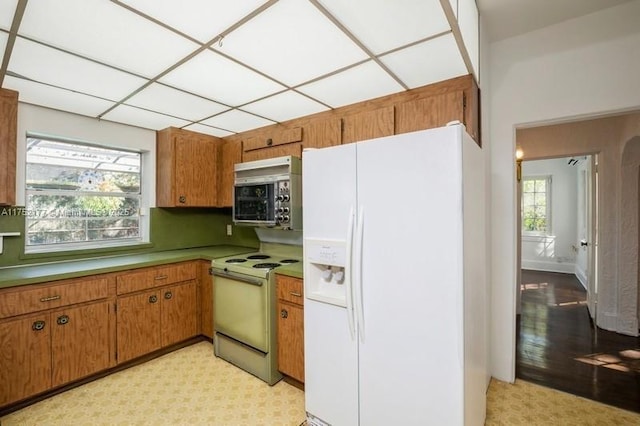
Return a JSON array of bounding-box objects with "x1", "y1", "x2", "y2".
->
[{"x1": 302, "y1": 124, "x2": 487, "y2": 426}]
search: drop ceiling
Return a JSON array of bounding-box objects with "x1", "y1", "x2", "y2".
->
[{"x1": 0, "y1": 0, "x2": 479, "y2": 137}]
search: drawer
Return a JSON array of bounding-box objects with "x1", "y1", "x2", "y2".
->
[
  {"x1": 276, "y1": 275, "x2": 304, "y2": 306},
  {"x1": 116, "y1": 262, "x2": 196, "y2": 295},
  {"x1": 0, "y1": 277, "x2": 109, "y2": 319}
]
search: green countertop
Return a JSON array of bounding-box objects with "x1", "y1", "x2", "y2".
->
[
  {"x1": 274, "y1": 263, "x2": 303, "y2": 279},
  {"x1": 0, "y1": 246, "x2": 258, "y2": 289}
]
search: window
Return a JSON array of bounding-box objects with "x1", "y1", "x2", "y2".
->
[
  {"x1": 522, "y1": 176, "x2": 551, "y2": 234},
  {"x1": 25, "y1": 136, "x2": 143, "y2": 252}
]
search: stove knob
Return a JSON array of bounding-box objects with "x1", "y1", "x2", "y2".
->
[
  {"x1": 277, "y1": 215, "x2": 284, "y2": 222},
  {"x1": 282, "y1": 194, "x2": 290, "y2": 202},
  {"x1": 277, "y1": 207, "x2": 284, "y2": 214},
  {"x1": 276, "y1": 195, "x2": 284, "y2": 202},
  {"x1": 282, "y1": 215, "x2": 290, "y2": 223},
  {"x1": 283, "y1": 207, "x2": 290, "y2": 214}
]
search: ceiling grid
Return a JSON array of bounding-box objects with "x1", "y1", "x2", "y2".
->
[{"x1": 0, "y1": 0, "x2": 486, "y2": 135}]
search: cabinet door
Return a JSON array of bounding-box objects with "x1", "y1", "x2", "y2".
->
[
  {"x1": 117, "y1": 290, "x2": 161, "y2": 363},
  {"x1": 0, "y1": 313, "x2": 51, "y2": 406},
  {"x1": 174, "y1": 133, "x2": 218, "y2": 206},
  {"x1": 218, "y1": 141, "x2": 241, "y2": 207},
  {"x1": 0, "y1": 88, "x2": 17, "y2": 206},
  {"x1": 304, "y1": 119, "x2": 341, "y2": 149},
  {"x1": 342, "y1": 106, "x2": 394, "y2": 144},
  {"x1": 161, "y1": 281, "x2": 197, "y2": 347},
  {"x1": 395, "y1": 91, "x2": 464, "y2": 135},
  {"x1": 242, "y1": 143, "x2": 302, "y2": 162},
  {"x1": 51, "y1": 301, "x2": 111, "y2": 387},
  {"x1": 277, "y1": 301, "x2": 304, "y2": 383}
]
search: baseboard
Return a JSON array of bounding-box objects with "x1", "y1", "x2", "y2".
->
[
  {"x1": 574, "y1": 266, "x2": 587, "y2": 290},
  {"x1": 521, "y1": 259, "x2": 575, "y2": 274}
]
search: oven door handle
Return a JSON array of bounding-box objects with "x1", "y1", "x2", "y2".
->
[{"x1": 211, "y1": 270, "x2": 264, "y2": 286}]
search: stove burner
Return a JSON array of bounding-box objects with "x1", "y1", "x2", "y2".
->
[
  {"x1": 225, "y1": 258, "x2": 247, "y2": 263},
  {"x1": 280, "y1": 259, "x2": 299, "y2": 264},
  {"x1": 247, "y1": 254, "x2": 270, "y2": 260},
  {"x1": 252, "y1": 262, "x2": 281, "y2": 269}
]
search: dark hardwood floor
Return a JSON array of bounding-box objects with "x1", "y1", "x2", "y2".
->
[{"x1": 517, "y1": 269, "x2": 640, "y2": 413}]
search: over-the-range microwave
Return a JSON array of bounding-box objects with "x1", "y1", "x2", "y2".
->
[{"x1": 232, "y1": 155, "x2": 302, "y2": 230}]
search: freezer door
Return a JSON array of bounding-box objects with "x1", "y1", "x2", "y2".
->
[
  {"x1": 355, "y1": 127, "x2": 467, "y2": 425},
  {"x1": 303, "y1": 144, "x2": 359, "y2": 426}
]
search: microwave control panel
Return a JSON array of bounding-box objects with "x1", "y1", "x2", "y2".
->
[{"x1": 275, "y1": 180, "x2": 292, "y2": 225}]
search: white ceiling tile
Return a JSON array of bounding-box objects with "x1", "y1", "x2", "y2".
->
[
  {"x1": 183, "y1": 123, "x2": 234, "y2": 138},
  {"x1": 379, "y1": 34, "x2": 468, "y2": 89},
  {"x1": 297, "y1": 61, "x2": 403, "y2": 108},
  {"x1": 317, "y1": 0, "x2": 450, "y2": 54},
  {"x1": 102, "y1": 105, "x2": 190, "y2": 131},
  {"x1": 125, "y1": 83, "x2": 229, "y2": 122},
  {"x1": 242, "y1": 91, "x2": 328, "y2": 123},
  {"x1": 0, "y1": 0, "x2": 17, "y2": 30},
  {"x1": 0, "y1": 32, "x2": 7, "y2": 54},
  {"x1": 159, "y1": 49, "x2": 284, "y2": 106},
  {"x1": 3, "y1": 75, "x2": 115, "y2": 117},
  {"x1": 8, "y1": 37, "x2": 147, "y2": 100},
  {"x1": 217, "y1": 0, "x2": 368, "y2": 86},
  {"x1": 120, "y1": 0, "x2": 268, "y2": 44},
  {"x1": 201, "y1": 109, "x2": 273, "y2": 133},
  {"x1": 18, "y1": 0, "x2": 198, "y2": 77}
]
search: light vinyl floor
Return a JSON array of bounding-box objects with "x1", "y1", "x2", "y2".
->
[{"x1": 3, "y1": 341, "x2": 640, "y2": 425}]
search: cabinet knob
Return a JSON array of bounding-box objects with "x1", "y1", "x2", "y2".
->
[
  {"x1": 179, "y1": 195, "x2": 186, "y2": 203},
  {"x1": 280, "y1": 309, "x2": 288, "y2": 319},
  {"x1": 149, "y1": 295, "x2": 158, "y2": 304},
  {"x1": 266, "y1": 138, "x2": 273, "y2": 146},
  {"x1": 164, "y1": 291, "x2": 173, "y2": 300},
  {"x1": 56, "y1": 315, "x2": 70, "y2": 325},
  {"x1": 32, "y1": 320, "x2": 46, "y2": 331}
]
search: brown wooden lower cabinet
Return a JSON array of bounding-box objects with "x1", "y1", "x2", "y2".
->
[
  {"x1": 116, "y1": 281, "x2": 197, "y2": 364},
  {"x1": 0, "y1": 300, "x2": 112, "y2": 406},
  {"x1": 51, "y1": 301, "x2": 111, "y2": 387},
  {"x1": 0, "y1": 312, "x2": 52, "y2": 406},
  {"x1": 276, "y1": 275, "x2": 304, "y2": 383}
]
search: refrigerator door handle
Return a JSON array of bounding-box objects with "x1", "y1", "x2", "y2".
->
[
  {"x1": 355, "y1": 208, "x2": 365, "y2": 343},
  {"x1": 345, "y1": 205, "x2": 356, "y2": 341}
]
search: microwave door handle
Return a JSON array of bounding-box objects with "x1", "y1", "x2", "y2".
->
[{"x1": 345, "y1": 205, "x2": 356, "y2": 341}]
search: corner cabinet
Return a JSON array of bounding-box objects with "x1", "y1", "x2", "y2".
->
[
  {"x1": 0, "y1": 88, "x2": 18, "y2": 206},
  {"x1": 276, "y1": 274, "x2": 304, "y2": 383},
  {"x1": 156, "y1": 127, "x2": 222, "y2": 207},
  {"x1": 0, "y1": 275, "x2": 114, "y2": 407},
  {"x1": 115, "y1": 262, "x2": 197, "y2": 364}
]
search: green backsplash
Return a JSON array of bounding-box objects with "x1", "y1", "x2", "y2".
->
[{"x1": 0, "y1": 206, "x2": 259, "y2": 268}]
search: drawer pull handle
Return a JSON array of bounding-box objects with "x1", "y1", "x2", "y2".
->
[
  {"x1": 290, "y1": 292, "x2": 302, "y2": 297},
  {"x1": 164, "y1": 291, "x2": 173, "y2": 300},
  {"x1": 154, "y1": 275, "x2": 168, "y2": 280},
  {"x1": 280, "y1": 309, "x2": 288, "y2": 319},
  {"x1": 179, "y1": 195, "x2": 186, "y2": 203},
  {"x1": 57, "y1": 315, "x2": 70, "y2": 325},
  {"x1": 32, "y1": 320, "x2": 46, "y2": 331},
  {"x1": 149, "y1": 295, "x2": 158, "y2": 304},
  {"x1": 40, "y1": 295, "x2": 61, "y2": 302}
]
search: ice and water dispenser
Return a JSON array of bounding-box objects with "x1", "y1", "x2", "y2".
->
[{"x1": 304, "y1": 239, "x2": 348, "y2": 307}]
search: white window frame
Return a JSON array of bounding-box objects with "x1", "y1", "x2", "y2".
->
[
  {"x1": 521, "y1": 175, "x2": 552, "y2": 236},
  {"x1": 24, "y1": 133, "x2": 150, "y2": 254}
]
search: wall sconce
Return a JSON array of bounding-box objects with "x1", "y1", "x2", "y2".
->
[{"x1": 515, "y1": 148, "x2": 524, "y2": 182}]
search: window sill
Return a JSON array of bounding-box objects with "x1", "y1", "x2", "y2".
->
[{"x1": 20, "y1": 242, "x2": 155, "y2": 263}]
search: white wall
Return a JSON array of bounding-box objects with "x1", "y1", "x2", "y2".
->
[
  {"x1": 488, "y1": 0, "x2": 640, "y2": 382},
  {"x1": 16, "y1": 103, "x2": 157, "y2": 208},
  {"x1": 520, "y1": 158, "x2": 578, "y2": 273}
]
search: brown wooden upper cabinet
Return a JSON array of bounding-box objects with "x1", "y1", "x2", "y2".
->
[
  {"x1": 217, "y1": 140, "x2": 242, "y2": 208},
  {"x1": 156, "y1": 127, "x2": 222, "y2": 207},
  {"x1": 342, "y1": 105, "x2": 394, "y2": 144},
  {"x1": 303, "y1": 118, "x2": 342, "y2": 150},
  {"x1": 242, "y1": 127, "x2": 303, "y2": 162},
  {"x1": 396, "y1": 85, "x2": 480, "y2": 143},
  {"x1": 0, "y1": 88, "x2": 18, "y2": 206}
]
